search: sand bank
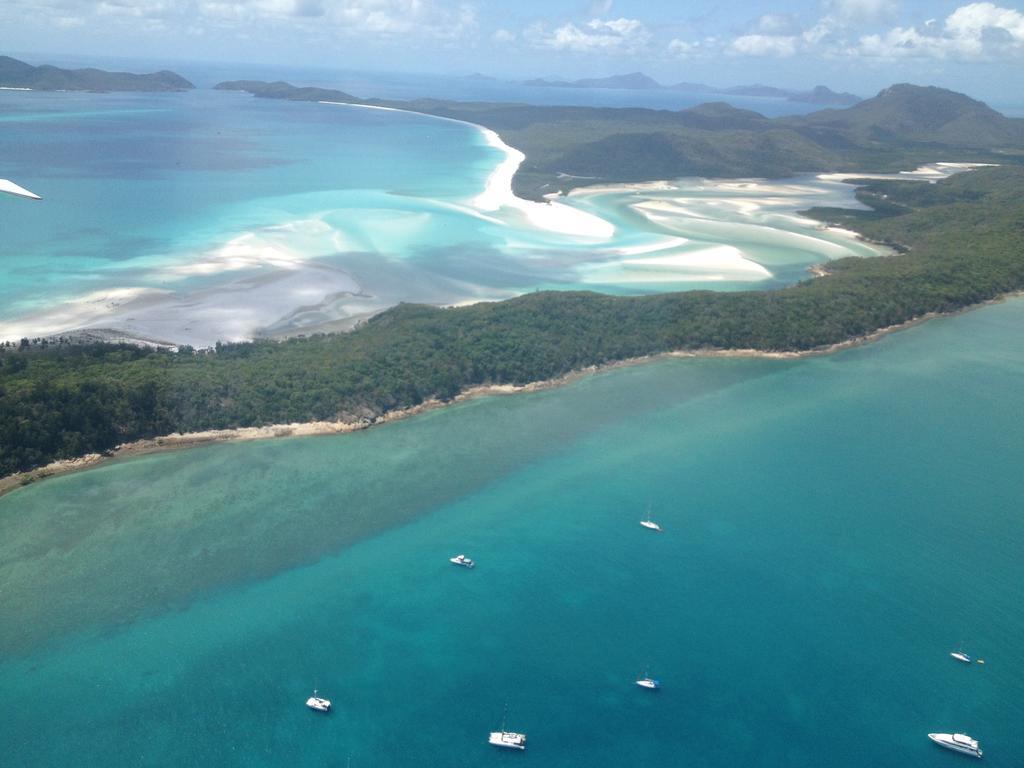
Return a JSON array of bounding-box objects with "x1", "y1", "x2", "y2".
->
[
  {"x1": 816, "y1": 162, "x2": 996, "y2": 184},
  {"x1": 0, "y1": 255, "x2": 367, "y2": 349},
  {"x1": 470, "y1": 126, "x2": 615, "y2": 239}
]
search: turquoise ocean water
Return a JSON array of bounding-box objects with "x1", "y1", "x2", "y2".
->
[
  {"x1": 0, "y1": 84, "x2": 881, "y2": 345},
  {"x1": 2, "y1": 66, "x2": 1022, "y2": 765},
  {"x1": 1, "y1": 298, "x2": 1022, "y2": 766}
]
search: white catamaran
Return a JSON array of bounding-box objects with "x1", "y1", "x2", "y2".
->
[
  {"x1": 488, "y1": 705, "x2": 526, "y2": 751},
  {"x1": 306, "y1": 689, "x2": 331, "y2": 712}
]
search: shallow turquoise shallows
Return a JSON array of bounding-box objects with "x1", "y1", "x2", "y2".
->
[
  {"x1": 1, "y1": 298, "x2": 1023, "y2": 766},
  {"x1": 0, "y1": 85, "x2": 881, "y2": 346}
]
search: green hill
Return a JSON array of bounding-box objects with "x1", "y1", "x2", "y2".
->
[
  {"x1": 215, "y1": 80, "x2": 1024, "y2": 199},
  {"x1": 0, "y1": 55, "x2": 193, "y2": 92},
  {"x1": 214, "y1": 79, "x2": 361, "y2": 103},
  {"x1": 791, "y1": 84, "x2": 1024, "y2": 148}
]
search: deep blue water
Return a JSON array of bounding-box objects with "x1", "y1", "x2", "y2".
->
[{"x1": 1, "y1": 298, "x2": 1022, "y2": 766}]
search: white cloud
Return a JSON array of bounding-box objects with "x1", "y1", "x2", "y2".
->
[
  {"x1": 97, "y1": 0, "x2": 173, "y2": 17},
  {"x1": 53, "y1": 14, "x2": 87, "y2": 28},
  {"x1": 946, "y1": 2, "x2": 1024, "y2": 43},
  {"x1": 667, "y1": 38, "x2": 698, "y2": 57},
  {"x1": 802, "y1": 0, "x2": 897, "y2": 47},
  {"x1": 2, "y1": 0, "x2": 477, "y2": 42},
  {"x1": 527, "y1": 16, "x2": 651, "y2": 53},
  {"x1": 728, "y1": 33, "x2": 798, "y2": 57},
  {"x1": 747, "y1": 13, "x2": 802, "y2": 35},
  {"x1": 492, "y1": 28, "x2": 515, "y2": 44},
  {"x1": 855, "y1": 2, "x2": 1024, "y2": 59},
  {"x1": 825, "y1": 0, "x2": 899, "y2": 24},
  {"x1": 716, "y1": 1, "x2": 1024, "y2": 62}
]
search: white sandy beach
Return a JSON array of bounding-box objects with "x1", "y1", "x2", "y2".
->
[
  {"x1": 469, "y1": 126, "x2": 616, "y2": 240},
  {"x1": 816, "y1": 162, "x2": 996, "y2": 184},
  {"x1": 323, "y1": 99, "x2": 618, "y2": 240},
  {"x1": 583, "y1": 244, "x2": 773, "y2": 284}
]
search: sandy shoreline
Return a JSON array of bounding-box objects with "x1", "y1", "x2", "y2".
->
[
  {"x1": 4, "y1": 291, "x2": 1018, "y2": 500},
  {"x1": 322, "y1": 99, "x2": 616, "y2": 240}
]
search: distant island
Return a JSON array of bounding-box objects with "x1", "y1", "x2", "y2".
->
[
  {"x1": 0, "y1": 55, "x2": 193, "y2": 92},
  {"x1": 521, "y1": 72, "x2": 861, "y2": 106},
  {"x1": 214, "y1": 80, "x2": 1024, "y2": 199}
]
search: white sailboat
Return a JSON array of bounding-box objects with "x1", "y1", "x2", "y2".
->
[
  {"x1": 640, "y1": 505, "x2": 662, "y2": 532},
  {"x1": 950, "y1": 641, "x2": 972, "y2": 664},
  {"x1": 306, "y1": 688, "x2": 331, "y2": 712},
  {"x1": 488, "y1": 704, "x2": 526, "y2": 750},
  {"x1": 636, "y1": 667, "x2": 660, "y2": 689}
]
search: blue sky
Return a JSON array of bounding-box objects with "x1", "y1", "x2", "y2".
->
[{"x1": 3, "y1": 0, "x2": 1024, "y2": 100}]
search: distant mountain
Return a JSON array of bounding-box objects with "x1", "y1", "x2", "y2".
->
[
  {"x1": 789, "y1": 85, "x2": 860, "y2": 106},
  {"x1": 796, "y1": 83, "x2": 1024, "y2": 147},
  {"x1": 728, "y1": 84, "x2": 861, "y2": 105},
  {"x1": 0, "y1": 55, "x2": 193, "y2": 92},
  {"x1": 576, "y1": 72, "x2": 662, "y2": 90},
  {"x1": 219, "y1": 79, "x2": 1023, "y2": 200},
  {"x1": 526, "y1": 72, "x2": 662, "y2": 90},
  {"x1": 522, "y1": 77, "x2": 569, "y2": 87},
  {"x1": 520, "y1": 72, "x2": 859, "y2": 106},
  {"x1": 666, "y1": 81, "x2": 716, "y2": 93},
  {"x1": 214, "y1": 80, "x2": 362, "y2": 104},
  {"x1": 723, "y1": 84, "x2": 792, "y2": 99}
]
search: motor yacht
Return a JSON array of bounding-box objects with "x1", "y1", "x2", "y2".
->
[{"x1": 928, "y1": 733, "x2": 982, "y2": 758}]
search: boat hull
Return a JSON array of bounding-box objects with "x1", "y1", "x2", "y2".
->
[
  {"x1": 489, "y1": 731, "x2": 526, "y2": 750},
  {"x1": 928, "y1": 733, "x2": 982, "y2": 758},
  {"x1": 306, "y1": 697, "x2": 331, "y2": 712}
]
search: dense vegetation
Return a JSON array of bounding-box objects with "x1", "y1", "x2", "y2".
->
[
  {"x1": 0, "y1": 55, "x2": 193, "y2": 92},
  {"x1": 215, "y1": 80, "x2": 1024, "y2": 198},
  {"x1": 3, "y1": 166, "x2": 1022, "y2": 477}
]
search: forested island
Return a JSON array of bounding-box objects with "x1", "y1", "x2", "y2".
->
[
  {"x1": 0, "y1": 55, "x2": 193, "y2": 91},
  {"x1": 519, "y1": 72, "x2": 861, "y2": 106},
  {"x1": 215, "y1": 80, "x2": 1024, "y2": 198},
  {"x1": 2, "y1": 164, "x2": 1022, "y2": 479}
]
